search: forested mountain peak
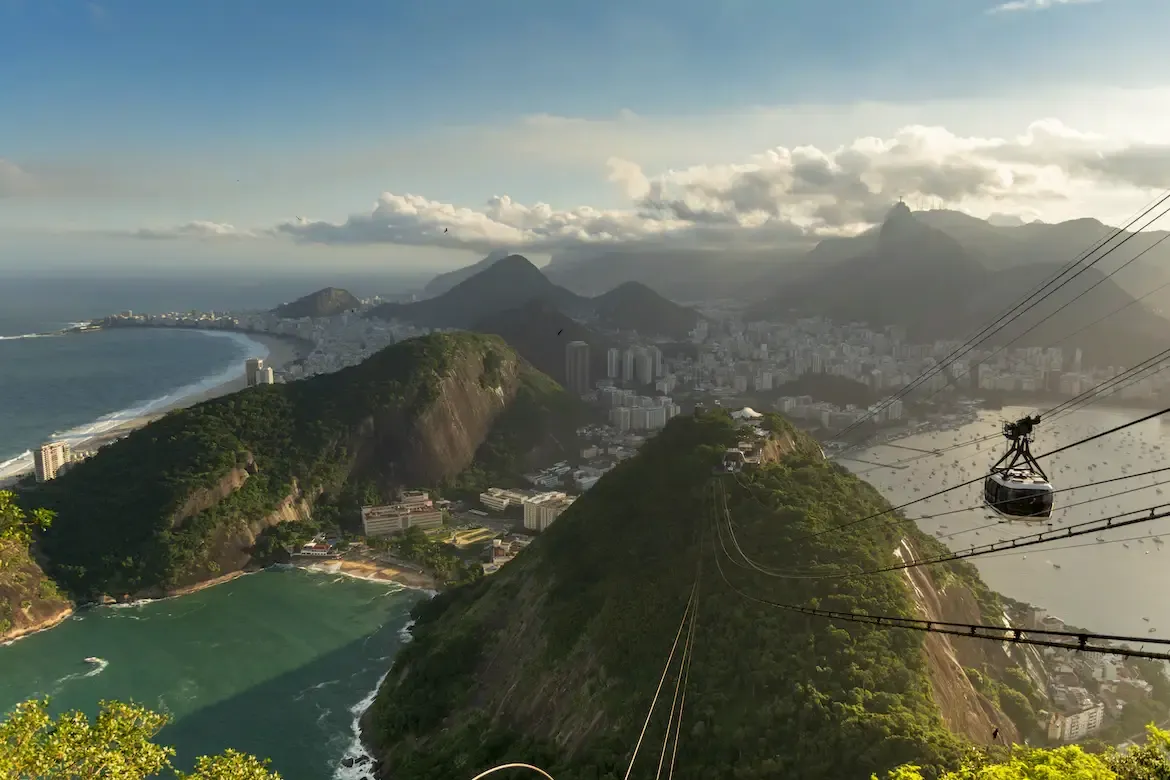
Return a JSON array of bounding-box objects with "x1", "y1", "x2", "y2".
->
[{"x1": 361, "y1": 411, "x2": 1026, "y2": 780}]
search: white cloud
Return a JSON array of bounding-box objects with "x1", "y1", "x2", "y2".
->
[
  {"x1": 266, "y1": 119, "x2": 1168, "y2": 254},
  {"x1": 988, "y1": 0, "x2": 1101, "y2": 13},
  {"x1": 132, "y1": 221, "x2": 257, "y2": 240}
]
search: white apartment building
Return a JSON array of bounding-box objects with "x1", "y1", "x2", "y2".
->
[
  {"x1": 34, "y1": 441, "x2": 71, "y2": 482},
  {"x1": 523, "y1": 491, "x2": 575, "y2": 532},
  {"x1": 1047, "y1": 701, "x2": 1105, "y2": 743},
  {"x1": 479, "y1": 487, "x2": 530, "y2": 512},
  {"x1": 361, "y1": 499, "x2": 444, "y2": 537}
]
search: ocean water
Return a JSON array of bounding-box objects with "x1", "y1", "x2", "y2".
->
[
  {"x1": 848, "y1": 405, "x2": 1170, "y2": 640},
  {"x1": 0, "y1": 568, "x2": 424, "y2": 780},
  {"x1": 0, "y1": 327, "x2": 265, "y2": 479},
  {"x1": 0, "y1": 272, "x2": 426, "y2": 480}
]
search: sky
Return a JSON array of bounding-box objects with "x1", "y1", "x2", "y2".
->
[{"x1": 3, "y1": 0, "x2": 1170, "y2": 276}]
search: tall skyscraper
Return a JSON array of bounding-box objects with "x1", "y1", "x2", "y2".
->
[
  {"x1": 606, "y1": 347, "x2": 621, "y2": 379},
  {"x1": 34, "y1": 441, "x2": 70, "y2": 482},
  {"x1": 622, "y1": 348, "x2": 636, "y2": 383},
  {"x1": 245, "y1": 357, "x2": 265, "y2": 387},
  {"x1": 565, "y1": 341, "x2": 591, "y2": 395},
  {"x1": 648, "y1": 345, "x2": 664, "y2": 378}
]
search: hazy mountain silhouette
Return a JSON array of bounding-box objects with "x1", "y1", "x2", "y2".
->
[
  {"x1": 422, "y1": 249, "x2": 512, "y2": 298},
  {"x1": 367, "y1": 254, "x2": 588, "y2": 329},
  {"x1": 272, "y1": 287, "x2": 361, "y2": 319},
  {"x1": 376, "y1": 255, "x2": 700, "y2": 338}
]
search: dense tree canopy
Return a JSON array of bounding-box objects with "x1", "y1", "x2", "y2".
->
[
  {"x1": 880, "y1": 727, "x2": 1170, "y2": 779},
  {"x1": 0, "y1": 491, "x2": 51, "y2": 546},
  {"x1": 20, "y1": 333, "x2": 574, "y2": 598},
  {"x1": 364, "y1": 412, "x2": 1010, "y2": 780},
  {"x1": 0, "y1": 698, "x2": 280, "y2": 779}
]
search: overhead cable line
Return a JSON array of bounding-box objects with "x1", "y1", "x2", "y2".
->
[
  {"x1": 710, "y1": 496, "x2": 1170, "y2": 662},
  {"x1": 848, "y1": 349, "x2": 1170, "y2": 474},
  {"x1": 719, "y1": 467, "x2": 1170, "y2": 581},
  {"x1": 848, "y1": 502, "x2": 1170, "y2": 579},
  {"x1": 790, "y1": 403, "x2": 1170, "y2": 545},
  {"x1": 469, "y1": 574, "x2": 699, "y2": 780},
  {"x1": 622, "y1": 582, "x2": 696, "y2": 780},
  {"x1": 656, "y1": 564, "x2": 699, "y2": 780},
  {"x1": 846, "y1": 224, "x2": 1170, "y2": 441},
  {"x1": 831, "y1": 191, "x2": 1170, "y2": 442}
]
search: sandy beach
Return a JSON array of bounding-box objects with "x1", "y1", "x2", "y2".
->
[
  {"x1": 74, "y1": 331, "x2": 308, "y2": 447},
  {"x1": 294, "y1": 556, "x2": 439, "y2": 591},
  {"x1": 0, "y1": 330, "x2": 310, "y2": 486}
]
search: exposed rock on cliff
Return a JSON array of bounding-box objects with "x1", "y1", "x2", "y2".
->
[
  {"x1": 0, "y1": 540, "x2": 71, "y2": 642},
  {"x1": 30, "y1": 333, "x2": 576, "y2": 600}
]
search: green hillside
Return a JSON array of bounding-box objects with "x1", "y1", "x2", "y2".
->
[
  {"x1": 362, "y1": 411, "x2": 1023, "y2": 780},
  {"x1": 24, "y1": 333, "x2": 576, "y2": 599}
]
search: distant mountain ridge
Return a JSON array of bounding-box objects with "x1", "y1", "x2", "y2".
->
[
  {"x1": 423, "y1": 249, "x2": 512, "y2": 298},
  {"x1": 745, "y1": 204, "x2": 1167, "y2": 367},
  {"x1": 518, "y1": 210, "x2": 1170, "y2": 321},
  {"x1": 273, "y1": 287, "x2": 361, "y2": 319},
  {"x1": 374, "y1": 254, "x2": 701, "y2": 339}
]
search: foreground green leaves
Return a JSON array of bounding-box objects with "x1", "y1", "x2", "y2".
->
[
  {"x1": 0, "y1": 698, "x2": 280, "y2": 779},
  {"x1": 880, "y1": 726, "x2": 1170, "y2": 779},
  {"x1": 0, "y1": 491, "x2": 51, "y2": 546}
]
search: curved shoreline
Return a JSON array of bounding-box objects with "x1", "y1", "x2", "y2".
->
[
  {"x1": 0, "y1": 329, "x2": 310, "y2": 484},
  {"x1": 0, "y1": 605, "x2": 75, "y2": 646}
]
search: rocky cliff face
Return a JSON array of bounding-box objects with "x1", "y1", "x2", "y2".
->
[
  {"x1": 369, "y1": 353, "x2": 522, "y2": 488},
  {"x1": 0, "y1": 541, "x2": 71, "y2": 642}
]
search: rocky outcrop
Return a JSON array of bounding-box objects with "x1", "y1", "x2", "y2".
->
[
  {"x1": 0, "y1": 540, "x2": 72, "y2": 643},
  {"x1": 897, "y1": 540, "x2": 1020, "y2": 746}
]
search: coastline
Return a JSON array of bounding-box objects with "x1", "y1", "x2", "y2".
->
[
  {"x1": 293, "y1": 555, "x2": 440, "y2": 592},
  {"x1": 0, "y1": 330, "x2": 311, "y2": 486},
  {"x1": 0, "y1": 604, "x2": 74, "y2": 645}
]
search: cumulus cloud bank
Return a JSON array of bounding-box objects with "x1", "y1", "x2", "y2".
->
[
  {"x1": 133, "y1": 221, "x2": 257, "y2": 240},
  {"x1": 263, "y1": 119, "x2": 1167, "y2": 254}
]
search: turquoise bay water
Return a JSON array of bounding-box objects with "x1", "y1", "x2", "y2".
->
[{"x1": 0, "y1": 569, "x2": 423, "y2": 779}]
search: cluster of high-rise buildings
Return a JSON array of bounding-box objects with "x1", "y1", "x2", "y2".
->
[{"x1": 244, "y1": 357, "x2": 274, "y2": 387}]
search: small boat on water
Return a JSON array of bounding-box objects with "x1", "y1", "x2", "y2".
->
[{"x1": 84, "y1": 656, "x2": 103, "y2": 664}]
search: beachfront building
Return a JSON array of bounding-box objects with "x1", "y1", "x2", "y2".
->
[
  {"x1": 522, "y1": 491, "x2": 575, "y2": 532},
  {"x1": 361, "y1": 496, "x2": 444, "y2": 537},
  {"x1": 34, "y1": 441, "x2": 70, "y2": 482},
  {"x1": 257, "y1": 366, "x2": 275, "y2": 385},
  {"x1": 245, "y1": 357, "x2": 265, "y2": 387}
]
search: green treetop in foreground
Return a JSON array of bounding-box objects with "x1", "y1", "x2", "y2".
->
[
  {"x1": 0, "y1": 698, "x2": 279, "y2": 779},
  {"x1": 881, "y1": 726, "x2": 1170, "y2": 780},
  {"x1": 0, "y1": 491, "x2": 51, "y2": 546}
]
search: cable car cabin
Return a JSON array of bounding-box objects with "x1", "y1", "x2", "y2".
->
[
  {"x1": 721, "y1": 448, "x2": 747, "y2": 473},
  {"x1": 983, "y1": 413, "x2": 1054, "y2": 520},
  {"x1": 983, "y1": 468, "x2": 1053, "y2": 519}
]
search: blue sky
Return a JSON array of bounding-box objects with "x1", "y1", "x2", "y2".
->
[{"x1": 3, "y1": 0, "x2": 1169, "y2": 273}]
